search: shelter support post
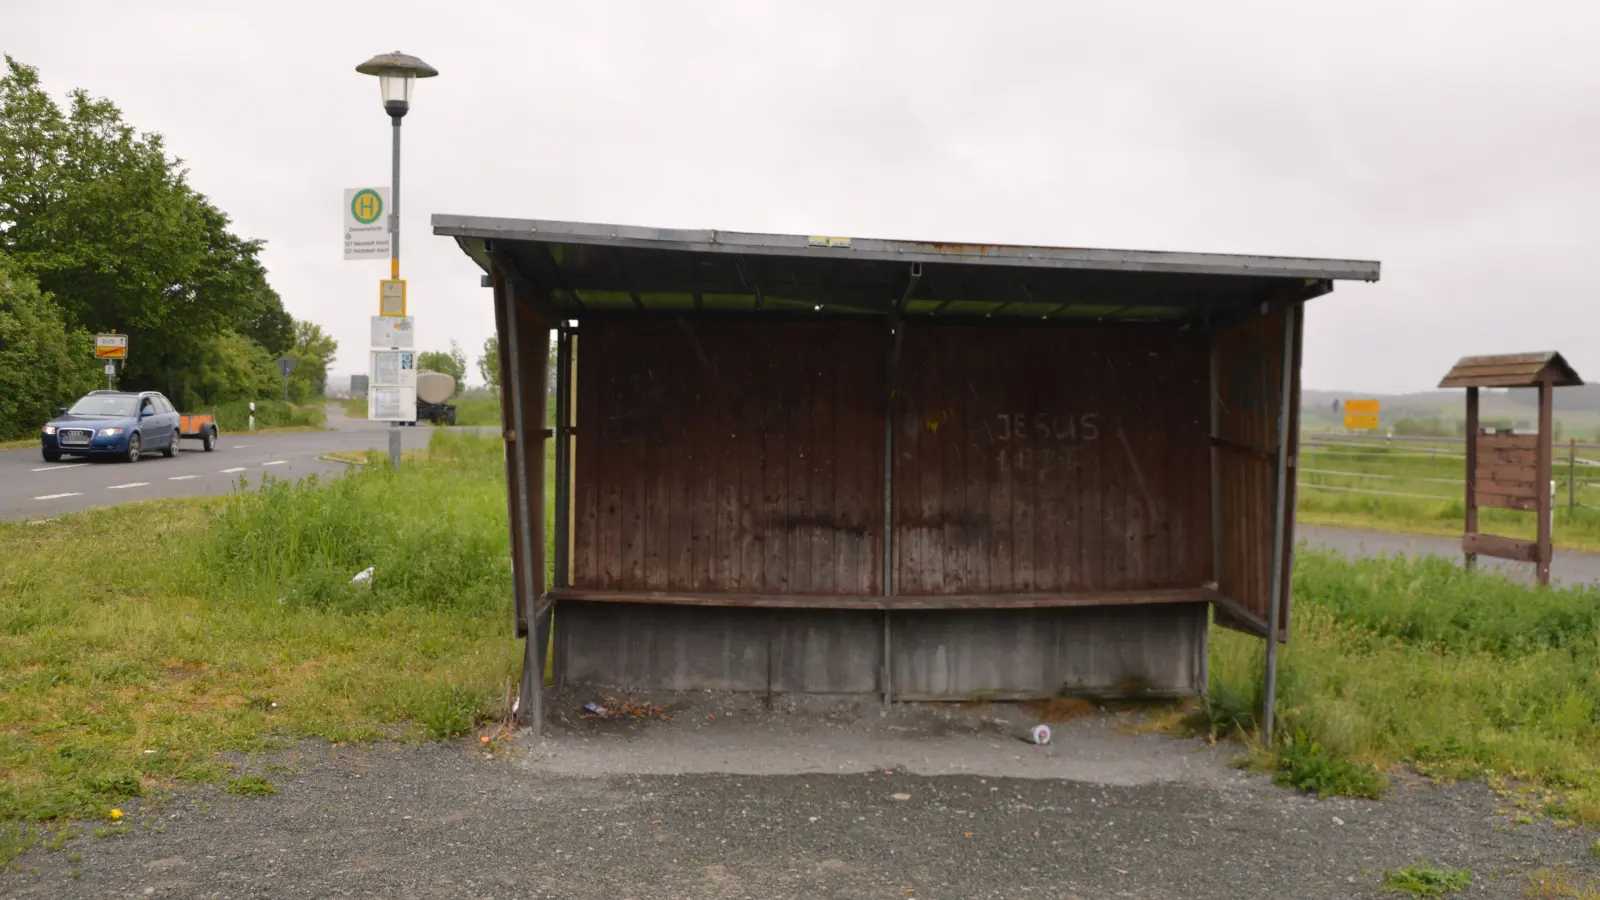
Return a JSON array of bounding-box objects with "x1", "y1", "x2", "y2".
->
[
  {"x1": 1464, "y1": 387, "x2": 1479, "y2": 571},
  {"x1": 1207, "y1": 325, "x2": 1223, "y2": 646},
  {"x1": 502, "y1": 271, "x2": 551, "y2": 732},
  {"x1": 1261, "y1": 302, "x2": 1299, "y2": 747},
  {"x1": 881, "y1": 321, "x2": 898, "y2": 705},
  {"x1": 555, "y1": 325, "x2": 572, "y2": 590},
  {"x1": 1537, "y1": 380, "x2": 1553, "y2": 586},
  {"x1": 1569, "y1": 438, "x2": 1577, "y2": 511}
]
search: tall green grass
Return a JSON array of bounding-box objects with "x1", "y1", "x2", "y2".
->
[
  {"x1": 1210, "y1": 549, "x2": 1600, "y2": 812},
  {"x1": 0, "y1": 432, "x2": 520, "y2": 841}
]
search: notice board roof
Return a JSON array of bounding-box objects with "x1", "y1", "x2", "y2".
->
[
  {"x1": 1438, "y1": 352, "x2": 1584, "y2": 389},
  {"x1": 433, "y1": 215, "x2": 1381, "y2": 324}
]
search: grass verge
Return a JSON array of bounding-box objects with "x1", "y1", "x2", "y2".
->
[
  {"x1": 1204, "y1": 549, "x2": 1600, "y2": 818},
  {"x1": 1297, "y1": 441, "x2": 1600, "y2": 553},
  {"x1": 0, "y1": 431, "x2": 520, "y2": 863},
  {"x1": 1382, "y1": 863, "x2": 1472, "y2": 896}
]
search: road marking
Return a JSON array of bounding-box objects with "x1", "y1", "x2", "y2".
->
[
  {"x1": 220, "y1": 467, "x2": 247, "y2": 474},
  {"x1": 31, "y1": 463, "x2": 88, "y2": 472},
  {"x1": 168, "y1": 475, "x2": 200, "y2": 481},
  {"x1": 107, "y1": 482, "x2": 148, "y2": 490},
  {"x1": 232, "y1": 444, "x2": 254, "y2": 449},
  {"x1": 32, "y1": 493, "x2": 81, "y2": 501},
  {"x1": 261, "y1": 460, "x2": 288, "y2": 467}
]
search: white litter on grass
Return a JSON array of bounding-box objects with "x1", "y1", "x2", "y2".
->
[{"x1": 351, "y1": 567, "x2": 375, "y2": 585}]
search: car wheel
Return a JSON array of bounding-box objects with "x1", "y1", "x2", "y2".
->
[
  {"x1": 163, "y1": 430, "x2": 179, "y2": 458},
  {"x1": 125, "y1": 433, "x2": 141, "y2": 463},
  {"x1": 202, "y1": 427, "x2": 216, "y2": 452},
  {"x1": 42, "y1": 449, "x2": 61, "y2": 463}
]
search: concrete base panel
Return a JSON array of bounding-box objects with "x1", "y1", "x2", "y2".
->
[{"x1": 555, "y1": 601, "x2": 1206, "y2": 699}]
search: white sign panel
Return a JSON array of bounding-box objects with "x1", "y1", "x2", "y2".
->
[
  {"x1": 370, "y1": 315, "x2": 415, "y2": 349},
  {"x1": 343, "y1": 187, "x2": 391, "y2": 260},
  {"x1": 371, "y1": 350, "x2": 417, "y2": 388},
  {"x1": 369, "y1": 386, "x2": 417, "y2": 422}
]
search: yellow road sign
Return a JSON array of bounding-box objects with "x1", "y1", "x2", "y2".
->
[
  {"x1": 94, "y1": 334, "x2": 128, "y2": 359},
  {"x1": 379, "y1": 279, "x2": 407, "y2": 317},
  {"x1": 1345, "y1": 399, "x2": 1380, "y2": 414},
  {"x1": 1344, "y1": 412, "x2": 1380, "y2": 430}
]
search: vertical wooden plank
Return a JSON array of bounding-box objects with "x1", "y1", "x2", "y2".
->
[
  {"x1": 1464, "y1": 386, "x2": 1479, "y2": 568},
  {"x1": 667, "y1": 330, "x2": 693, "y2": 590},
  {"x1": 737, "y1": 330, "x2": 764, "y2": 592},
  {"x1": 573, "y1": 325, "x2": 599, "y2": 588},
  {"x1": 596, "y1": 324, "x2": 623, "y2": 589},
  {"x1": 833, "y1": 327, "x2": 860, "y2": 594},
  {"x1": 618, "y1": 327, "x2": 646, "y2": 590},
  {"x1": 1077, "y1": 343, "x2": 1105, "y2": 590},
  {"x1": 761, "y1": 335, "x2": 789, "y2": 593},
  {"x1": 1536, "y1": 379, "x2": 1554, "y2": 586},
  {"x1": 811, "y1": 330, "x2": 839, "y2": 593}
]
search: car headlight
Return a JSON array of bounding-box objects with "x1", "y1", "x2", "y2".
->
[
  {"x1": 42, "y1": 425, "x2": 56, "y2": 435},
  {"x1": 98, "y1": 427, "x2": 124, "y2": 436}
]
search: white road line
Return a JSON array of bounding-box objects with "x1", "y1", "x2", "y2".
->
[
  {"x1": 168, "y1": 475, "x2": 200, "y2": 481},
  {"x1": 261, "y1": 460, "x2": 288, "y2": 467},
  {"x1": 107, "y1": 482, "x2": 148, "y2": 490},
  {"x1": 31, "y1": 463, "x2": 88, "y2": 472},
  {"x1": 32, "y1": 493, "x2": 81, "y2": 501},
  {"x1": 220, "y1": 467, "x2": 247, "y2": 474},
  {"x1": 232, "y1": 444, "x2": 254, "y2": 449}
]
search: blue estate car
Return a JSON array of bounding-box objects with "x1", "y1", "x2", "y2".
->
[{"x1": 40, "y1": 391, "x2": 183, "y2": 463}]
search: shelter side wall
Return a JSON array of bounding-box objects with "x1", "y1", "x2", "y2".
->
[
  {"x1": 572, "y1": 319, "x2": 886, "y2": 595},
  {"x1": 555, "y1": 601, "x2": 1206, "y2": 697},
  {"x1": 892, "y1": 325, "x2": 1212, "y2": 594},
  {"x1": 1212, "y1": 307, "x2": 1296, "y2": 636}
]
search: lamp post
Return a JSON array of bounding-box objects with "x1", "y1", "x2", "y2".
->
[{"x1": 356, "y1": 51, "x2": 438, "y2": 467}]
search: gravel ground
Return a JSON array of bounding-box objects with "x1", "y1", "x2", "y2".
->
[{"x1": 6, "y1": 693, "x2": 1596, "y2": 899}]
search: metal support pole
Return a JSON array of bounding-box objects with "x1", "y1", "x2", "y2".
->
[
  {"x1": 881, "y1": 318, "x2": 902, "y2": 706},
  {"x1": 1536, "y1": 381, "x2": 1554, "y2": 586},
  {"x1": 388, "y1": 114, "x2": 403, "y2": 468},
  {"x1": 504, "y1": 280, "x2": 547, "y2": 733},
  {"x1": 1464, "y1": 387, "x2": 1479, "y2": 571},
  {"x1": 1261, "y1": 302, "x2": 1298, "y2": 747}
]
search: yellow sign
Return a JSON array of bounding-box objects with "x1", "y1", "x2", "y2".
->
[
  {"x1": 94, "y1": 334, "x2": 128, "y2": 360},
  {"x1": 379, "y1": 279, "x2": 407, "y2": 317},
  {"x1": 1344, "y1": 398, "x2": 1379, "y2": 430}
]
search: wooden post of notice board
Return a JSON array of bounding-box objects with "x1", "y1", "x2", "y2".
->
[{"x1": 1440, "y1": 353, "x2": 1583, "y2": 587}]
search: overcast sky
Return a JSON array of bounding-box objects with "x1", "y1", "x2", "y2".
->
[{"x1": 9, "y1": 0, "x2": 1598, "y2": 393}]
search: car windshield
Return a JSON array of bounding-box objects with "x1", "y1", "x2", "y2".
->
[{"x1": 67, "y1": 395, "x2": 138, "y2": 417}]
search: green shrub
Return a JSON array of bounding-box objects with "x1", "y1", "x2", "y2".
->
[
  {"x1": 224, "y1": 775, "x2": 276, "y2": 797},
  {"x1": 1274, "y1": 731, "x2": 1387, "y2": 799},
  {"x1": 212, "y1": 399, "x2": 323, "y2": 432},
  {"x1": 1381, "y1": 863, "x2": 1472, "y2": 896}
]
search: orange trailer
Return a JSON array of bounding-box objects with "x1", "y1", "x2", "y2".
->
[{"x1": 179, "y1": 413, "x2": 220, "y2": 451}]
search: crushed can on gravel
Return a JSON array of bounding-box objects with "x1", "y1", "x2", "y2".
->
[{"x1": 1021, "y1": 724, "x2": 1051, "y2": 745}]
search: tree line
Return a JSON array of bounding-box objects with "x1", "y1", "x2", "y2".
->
[{"x1": 0, "y1": 57, "x2": 335, "y2": 440}]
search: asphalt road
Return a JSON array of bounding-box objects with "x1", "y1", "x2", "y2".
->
[
  {"x1": 0, "y1": 405, "x2": 446, "y2": 522},
  {"x1": 1299, "y1": 523, "x2": 1600, "y2": 585}
]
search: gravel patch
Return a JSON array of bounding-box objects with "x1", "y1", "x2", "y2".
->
[{"x1": 6, "y1": 693, "x2": 1596, "y2": 899}]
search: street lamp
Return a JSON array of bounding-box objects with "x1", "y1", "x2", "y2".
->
[{"x1": 356, "y1": 51, "x2": 437, "y2": 467}]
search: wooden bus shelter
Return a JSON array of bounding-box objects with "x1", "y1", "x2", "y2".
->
[
  {"x1": 1439, "y1": 352, "x2": 1583, "y2": 586},
  {"x1": 433, "y1": 215, "x2": 1381, "y2": 736}
]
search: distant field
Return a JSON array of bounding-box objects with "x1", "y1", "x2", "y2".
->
[{"x1": 1296, "y1": 437, "x2": 1600, "y2": 552}]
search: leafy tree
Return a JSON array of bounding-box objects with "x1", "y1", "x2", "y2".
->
[
  {"x1": 477, "y1": 334, "x2": 499, "y2": 393},
  {"x1": 0, "y1": 56, "x2": 297, "y2": 408},
  {"x1": 283, "y1": 321, "x2": 337, "y2": 402},
  {"x1": 0, "y1": 253, "x2": 100, "y2": 439}
]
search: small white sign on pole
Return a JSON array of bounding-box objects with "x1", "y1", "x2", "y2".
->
[
  {"x1": 344, "y1": 187, "x2": 391, "y2": 260},
  {"x1": 368, "y1": 349, "x2": 417, "y2": 422},
  {"x1": 370, "y1": 315, "x2": 415, "y2": 349}
]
